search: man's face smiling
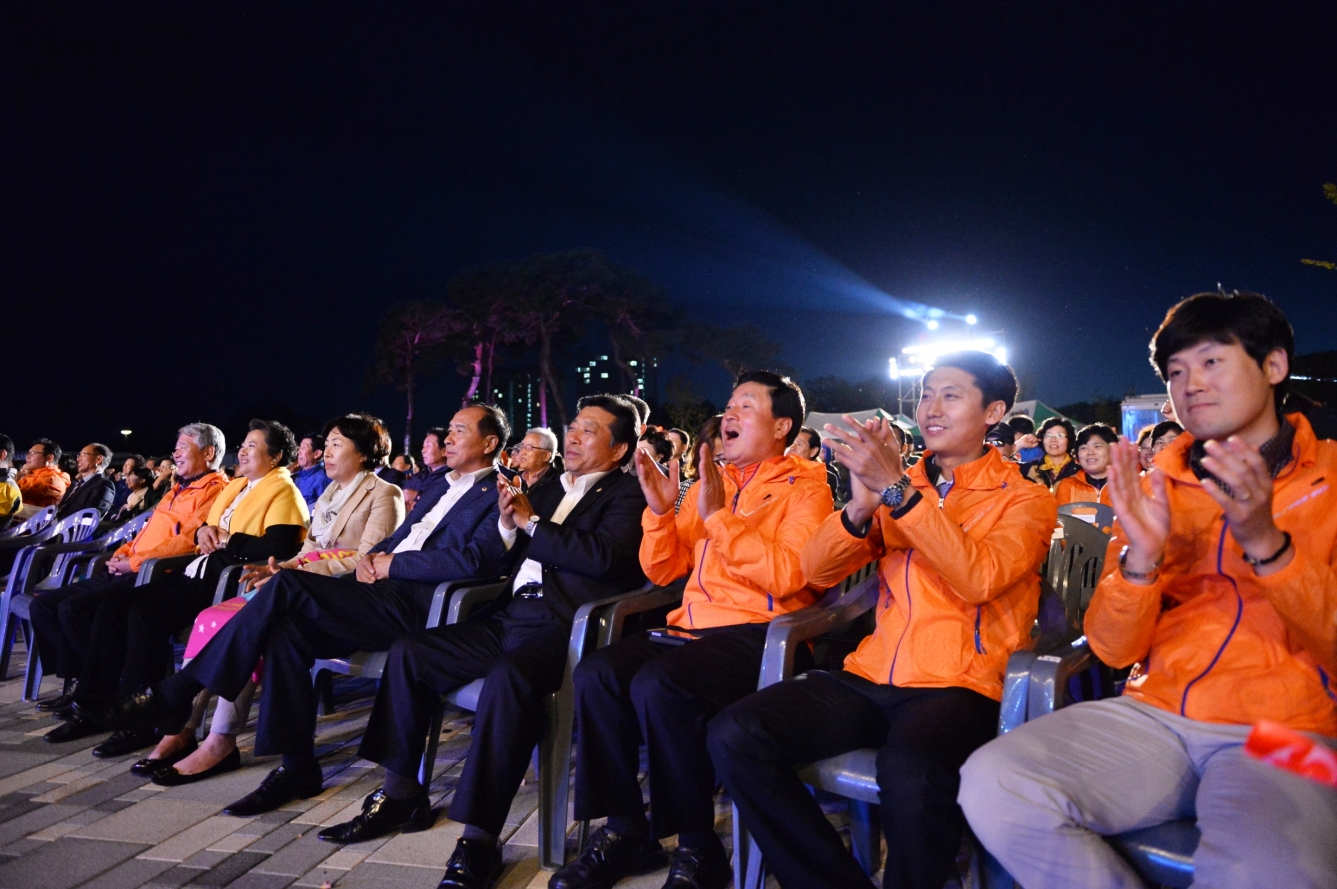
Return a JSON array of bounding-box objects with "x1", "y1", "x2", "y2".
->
[
  {"x1": 1167, "y1": 340, "x2": 1286, "y2": 444},
  {"x1": 720, "y1": 382, "x2": 790, "y2": 466},
  {"x1": 916, "y1": 366, "x2": 1006, "y2": 460}
]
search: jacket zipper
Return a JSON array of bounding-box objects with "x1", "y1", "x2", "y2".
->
[
  {"x1": 1179, "y1": 522, "x2": 1242, "y2": 717},
  {"x1": 974, "y1": 605, "x2": 986, "y2": 654},
  {"x1": 694, "y1": 465, "x2": 760, "y2": 609},
  {"x1": 888, "y1": 550, "x2": 914, "y2": 683}
]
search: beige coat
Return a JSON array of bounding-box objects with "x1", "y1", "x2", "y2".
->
[{"x1": 280, "y1": 473, "x2": 405, "y2": 577}]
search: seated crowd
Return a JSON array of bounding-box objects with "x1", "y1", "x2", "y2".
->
[{"x1": 1, "y1": 288, "x2": 1334, "y2": 889}]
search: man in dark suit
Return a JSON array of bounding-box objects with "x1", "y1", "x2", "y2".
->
[
  {"x1": 56, "y1": 443, "x2": 116, "y2": 519},
  {"x1": 317, "y1": 394, "x2": 648, "y2": 889},
  {"x1": 107, "y1": 404, "x2": 514, "y2": 816}
]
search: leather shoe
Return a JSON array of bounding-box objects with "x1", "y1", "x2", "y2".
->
[
  {"x1": 35, "y1": 679, "x2": 79, "y2": 712},
  {"x1": 43, "y1": 712, "x2": 107, "y2": 744},
  {"x1": 223, "y1": 765, "x2": 324, "y2": 817},
  {"x1": 549, "y1": 826, "x2": 666, "y2": 889},
  {"x1": 130, "y1": 736, "x2": 199, "y2": 777},
  {"x1": 437, "y1": 837, "x2": 502, "y2": 889},
  {"x1": 152, "y1": 748, "x2": 241, "y2": 786},
  {"x1": 663, "y1": 843, "x2": 731, "y2": 889},
  {"x1": 93, "y1": 728, "x2": 161, "y2": 759},
  {"x1": 94, "y1": 685, "x2": 193, "y2": 737},
  {"x1": 318, "y1": 788, "x2": 435, "y2": 843}
]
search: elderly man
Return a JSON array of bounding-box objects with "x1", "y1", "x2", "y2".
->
[
  {"x1": 16, "y1": 439, "x2": 70, "y2": 517},
  {"x1": 106, "y1": 404, "x2": 515, "y2": 817},
  {"x1": 32, "y1": 424, "x2": 230, "y2": 741},
  {"x1": 56, "y1": 443, "x2": 116, "y2": 519},
  {"x1": 292, "y1": 433, "x2": 332, "y2": 510},
  {"x1": 512, "y1": 426, "x2": 559, "y2": 492}
]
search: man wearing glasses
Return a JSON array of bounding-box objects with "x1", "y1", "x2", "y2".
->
[
  {"x1": 57, "y1": 444, "x2": 117, "y2": 519},
  {"x1": 511, "y1": 427, "x2": 559, "y2": 492},
  {"x1": 16, "y1": 439, "x2": 71, "y2": 518}
]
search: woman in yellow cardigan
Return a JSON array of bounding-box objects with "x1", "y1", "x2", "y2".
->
[{"x1": 60, "y1": 420, "x2": 310, "y2": 757}]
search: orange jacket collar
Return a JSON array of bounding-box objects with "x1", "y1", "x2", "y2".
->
[
  {"x1": 1152, "y1": 413, "x2": 1315, "y2": 486},
  {"x1": 909, "y1": 445, "x2": 1014, "y2": 491}
]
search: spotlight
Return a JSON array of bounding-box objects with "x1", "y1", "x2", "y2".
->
[
  {"x1": 966, "y1": 314, "x2": 978, "y2": 325},
  {"x1": 926, "y1": 319, "x2": 939, "y2": 330}
]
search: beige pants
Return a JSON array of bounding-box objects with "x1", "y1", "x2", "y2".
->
[
  {"x1": 181, "y1": 656, "x2": 256, "y2": 736},
  {"x1": 959, "y1": 696, "x2": 1337, "y2": 889}
]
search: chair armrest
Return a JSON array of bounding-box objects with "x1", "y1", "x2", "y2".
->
[
  {"x1": 560, "y1": 582, "x2": 661, "y2": 665},
  {"x1": 998, "y1": 650, "x2": 1038, "y2": 734},
  {"x1": 1026, "y1": 639, "x2": 1100, "y2": 722},
  {"x1": 212, "y1": 565, "x2": 245, "y2": 605},
  {"x1": 433, "y1": 577, "x2": 508, "y2": 628},
  {"x1": 595, "y1": 580, "x2": 685, "y2": 648},
  {"x1": 0, "y1": 528, "x2": 56, "y2": 551},
  {"x1": 757, "y1": 574, "x2": 881, "y2": 689},
  {"x1": 135, "y1": 554, "x2": 197, "y2": 587}
]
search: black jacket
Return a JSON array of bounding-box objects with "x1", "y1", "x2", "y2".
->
[
  {"x1": 57, "y1": 474, "x2": 116, "y2": 519},
  {"x1": 508, "y1": 468, "x2": 648, "y2": 623}
]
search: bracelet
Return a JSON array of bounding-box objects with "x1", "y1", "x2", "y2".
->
[
  {"x1": 1118, "y1": 546, "x2": 1163, "y2": 584},
  {"x1": 1242, "y1": 531, "x2": 1292, "y2": 567}
]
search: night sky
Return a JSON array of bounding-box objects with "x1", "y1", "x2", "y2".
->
[{"x1": 5, "y1": 4, "x2": 1336, "y2": 453}]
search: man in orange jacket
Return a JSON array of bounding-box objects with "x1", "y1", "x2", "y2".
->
[
  {"x1": 17, "y1": 438, "x2": 70, "y2": 515},
  {"x1": 708, "y1": 351, "x2": 1055, "y2": 889},
  {"x1": 961, "y1": 291, "x2": 1337, "y2": 889},
  {"x1": 29, "y1": 423, "x2": 229, "y2": 732},
  {"x1": 552, "y1": 372, "x2": 832, "y2": 889},
  {"x1": 1052, "y1": 422, "x2": 1117, "y2": 508}
]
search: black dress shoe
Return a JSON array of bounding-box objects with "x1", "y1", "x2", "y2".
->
[
  {"x1": 35, "y1": 679, "x2": 79, "y2": 712},
  {"x1": 662, "y1": 843, "x2": 731, "y2": 889},
  {"x1": 93, "y1": 728, "x2": 161, "y2": 759},
  {"x1": 317, "y1": 788, "x2": 435, "y2": 844},
  {"x1": 548, "y1": 826, "x2": 666, "y2": 889},
  {"x1": 437, "y1": 837, "x2": 503, "y2": 889},
  {"x1": 222, "y1": 765, "x2": 324, "y2": 817},
  {"x1": 130, "y1": 736, "x2": 199, "y2": 777},
  {"x1": 95, "y1": 685, "x2": 193, "y2": 737},
  {"x1": 43, "y1": 712, "x2": 108, "y2": 744},
  {"x1": 152, "y1": 748, "x2": 241, "y2": 786}
]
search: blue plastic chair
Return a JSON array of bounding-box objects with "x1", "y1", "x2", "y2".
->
[{"x1": 0, "y1": 506, "x2": 55, "y2": 541}]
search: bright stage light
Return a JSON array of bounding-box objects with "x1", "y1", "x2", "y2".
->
[
  {"x1": 966, "y1": 314, "x2": 978, "y2": 325},
  {"x1": 926, "y1": 319, "x2": 939, "y2": 330}
]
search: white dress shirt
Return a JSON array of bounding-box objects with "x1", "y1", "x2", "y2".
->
[
  {"x1": 392, "y1": 466, "x2": 494, "y2": 554},
  {"x1": 500, "y1": 469, "x2": 612, "y2": 592}
]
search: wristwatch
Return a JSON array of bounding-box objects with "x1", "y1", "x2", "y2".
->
[
  {"x1": 524, "y1": 514, "x2": 541, "y2": 536},
  {"x1": 879, "y1": 475, "x2": 912, "y2": 509}
]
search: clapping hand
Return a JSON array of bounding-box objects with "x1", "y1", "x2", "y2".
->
[
  {"x1": 825, "y1": 417, "x2": 904, "y2": 525},
  {"x1": 498, "y1": 477, "x2": 536, "y2": 531},
  {"x1": 1105, "y1": 440, "x2": 1170, "y2": 580},
  {"x1": 637, "y1": 448, "x2": 681, "y2": 516},
  {"x1": 1200, "y1": 437, "x2": 1291, "y2": 571}
]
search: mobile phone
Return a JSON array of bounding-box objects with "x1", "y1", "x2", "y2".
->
[{"x1": 647, "y1": 627, "x2": 704, "y2": 646}]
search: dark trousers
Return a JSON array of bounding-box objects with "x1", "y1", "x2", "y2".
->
[
  {"x1": 707, "y1": 670, "x2": 1000, "y2": 889},
  {"x1": 174, "y1": 569, "x2": 434, "y2": 757},
  {"x1": 572, "y1": 623, "x2": 787, "y2": 840},
  {"x1": 357, "y1": 596, "x2": 569, "y2": 837},
  {"x1": 28, "y1": 568, "x2": 137, "y2": 679}
]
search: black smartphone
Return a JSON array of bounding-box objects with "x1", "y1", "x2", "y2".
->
[{"x1": 647, "y1": 627, "x2": 704, "y2": 646}]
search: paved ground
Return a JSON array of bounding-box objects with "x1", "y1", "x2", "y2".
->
[{"x1": 0, "y1": 643, "x2": 748, "y2": 889}]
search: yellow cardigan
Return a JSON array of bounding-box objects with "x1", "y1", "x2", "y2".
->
[{"x1": 206, "y1": 467, "x2": 310, "y2": 542}]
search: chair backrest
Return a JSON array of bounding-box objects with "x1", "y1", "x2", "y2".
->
[
  {"x1": 0, "y1": 506, "x2": 55, "y2": 540},
  {"x1": 49, "y1": 509, "x2": 102, "y2": 545},
  {"x1": 1055, "y1": 514, "x2": 1111, "y2": 625},
  {"x1": 91, "y1": 510, "x2": 151, "y2": 549},
  {"x1": 1058, "y1": 500, "x2": 1115, "y2": 536}
]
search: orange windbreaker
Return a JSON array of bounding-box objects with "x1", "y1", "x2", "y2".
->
[
  {"x1": 113, "y1": 471, "x2": 230, "y2": 570},
  {"x1": 1086, "y1": 414, "x2": 1337, "y2": 735},
  {"x1": 641, "y1": 454, "x2": 833, "y2": 629},
  {"x1": 18, "y1": 466, "x2": 71, "y2": 507},
  {"x1": 1053, "y1": 471, "x2": 1112, "y2": 508},
  {"x1": 802, "y1": 447, "x2": 1056, "y2": 701}
]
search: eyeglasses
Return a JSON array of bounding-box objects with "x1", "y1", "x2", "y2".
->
[
  {"x1": 1042, "y1": 434, "x2": 1068, "y2": 442},
  {"x1": 514, "y1": 445, "x2": 552, "y2": 454}
]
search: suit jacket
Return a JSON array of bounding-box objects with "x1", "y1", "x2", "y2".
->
[
  {"x1": 283, "y1": 473, "x2": 406, "y2": 577},
  {"x1": 508, "y1": 468, "x2": 648, "y2": 623},
  {"x1": 370, "y1": 468, "x2": 508, "y2": 584},
  {"x1": 376, "y1": 465, "x2": 406, "y2": 488},
  {"x1": 57, "y1": 473, "x2": 116, "y2": 519}
]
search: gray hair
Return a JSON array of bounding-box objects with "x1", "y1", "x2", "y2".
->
[
  {"x1": 178, "y1": 422, "x2": 226, "y2": 470},
  {"x1": 525, "y1": 427, "x2": 559, "y2": 463}
]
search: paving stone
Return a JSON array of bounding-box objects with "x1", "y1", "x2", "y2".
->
[
  {"x1": 80, "y1": 855, "x2": 179, "y2": 889},
  {"x1": 0, "y1": 802, "x2": 84, "y2": 846},
  {"x1": 334, "y1": 862, "x2": 442, "y2": 889},
  {"x1": 206, "y1": 833, "x2": 260, "y2": 854},
  {"x1": 142, "y1": 815, "x2": 258, "y2": 863},
  {"x1": 181, "y1": 849, "x2": 231, "y2": 870},
  {"x1": 0, "y1": 762, "x2": 80, "y2": 797},
  {"x1": 250, "y1": 834, "x2": 336, "y2": 877},
  {"x1": 0, "y1": 752, "x2": 58, "y2": 782},
  {"x1": 95, "y1": 799, "x2": 138, "y2": 814},
  {"x1": 182, "y1": 850, "x2": 268, "y2": 887},
  {"x1": 58, "y1": 770, "x2": 150, "y2": 808},
  {"x1": 153, "y1": 763, "x2": 277, "y2": 805},
  {"x1": 365, "y1": 818, "x2": 463, "y2": 869},
  {"x1": 0, "y1": 837, "x2": 47, "y2": 857},
  {"x1": 220, "y1": 873, "x2": 294, "y2": 889},
  {"x1": 145, "y1": 864, "x2": 206, "y2": 889},
  {"x1": 0, "y1": 836, "x2": 149, "y2": 889},
  {"x1": 318, "y1": 850, "x2": 369, "y2": 871},
  {"x1": 0, "y1": 800, "x2": 44, "y2": 827},
  {"x1": 292, "y1": 798, "x2": 361, "y2": 827},
  {"x1": 70, "y1": 798, "x2": 223, "y2": 845},
  {"x1": 245, "y1": 823, "x2": 307, "y2": 855},
  {"x1": 292, "y1": 865, "x2": 345, "y2": 888}
]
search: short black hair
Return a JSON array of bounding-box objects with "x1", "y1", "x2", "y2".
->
[
  {"x1": 576, "y1": 394, "x2": 643, "y2": 466},
  {"x1": 300, "y1": 433, "x2": 325, "y2": 453},
  {"x1": 321, "y1": 413, "x2": 393, "y2": 470},
  {"x1": 1075, "y1": 423, "x2": 1119, "y2": 448},
  {"x1": 248, "y1": 419, "x2": 299, "y2": 466},
  {"x1": 1007, "y1": 416, "x2": 1035, "y2": 436},
  {"x1": 423, "y1": 427, "x2": 448, "y2": 448},
  {"x1": 0, "y1": 434, "x2": 13, "y2": 460},
  {"x1": 925, "y1": 351, "x2": 1018, "y2": 412},
  {"x1": 1151, "y1": 290, "x2": 1294, "y2": 404},
  {"x1": 734, "y1": 370, "x2": 806, "y2": 446},
  {"x1": 31, "y1": 438, "x2": 62, "y2": 464},
  {"x1": 986, "y1": 423, "x2": 1016, "y2": 446},
  {"x1": 623, "y1": 394, "x2": 652, "y2": 426},
  {"x1": 87, "y1": 443, "x2": 113, "y2": 469},
  {"x1": 1151, "y1": 420, "x2": 1183, "y2": 444},
  {"x1": 467, "y1": 403, "x2": 511, "y2": 460},
  {"x1": 123, "y1": 453, "x2": 145, "y2": 468},
  {"x1": 1038, "y1": 417, "x2": 1077, "y2": 454},
  {"x1": 796, "y1": 426, "x2": 822, "y2": 451},
  {"x1": 640, "y1": 430, "x2": 673, "y2": 464},
  {"x1": 131, "y1": 467, "x2": 154, "y2": 484}
]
